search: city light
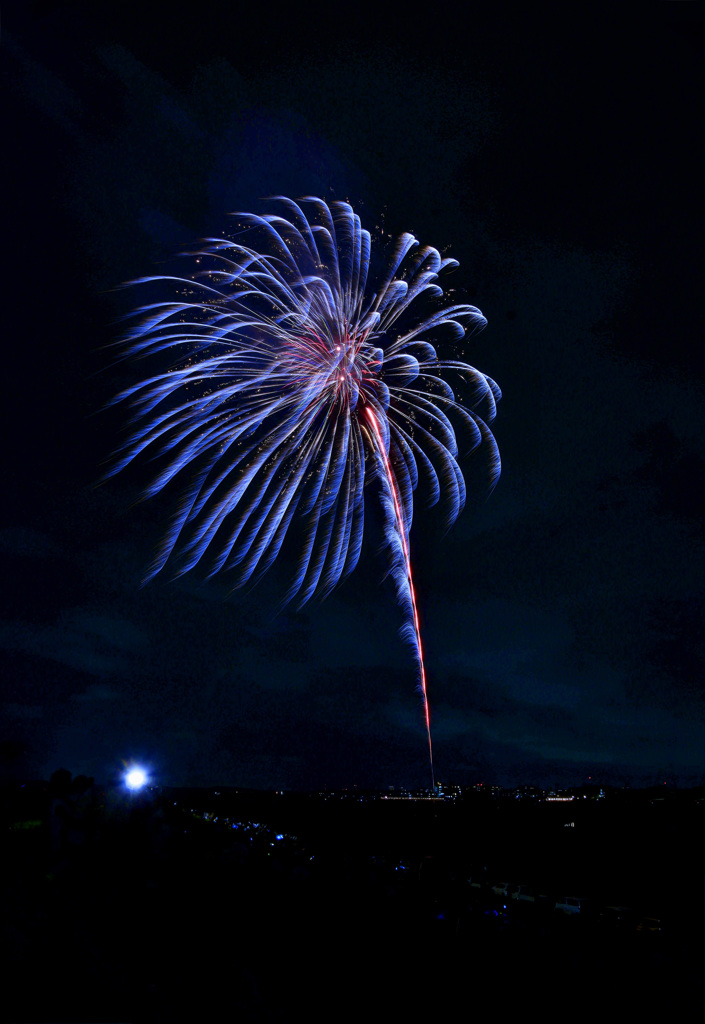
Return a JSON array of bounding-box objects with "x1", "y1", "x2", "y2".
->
[{"x1": 124, "y1": 766, "x2": 148, "y2": 791}]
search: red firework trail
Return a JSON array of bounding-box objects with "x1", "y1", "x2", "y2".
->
[{"x1": 365, "y1": 407, "x2": 435, "y2": 789}]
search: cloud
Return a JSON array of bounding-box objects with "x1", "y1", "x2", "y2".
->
[
  {"x1": 72, "y1": 684, "x2": 122, "y2": 702},
  {"x1": 0, "y1": 609, "x2": 147, "y2": 679}
]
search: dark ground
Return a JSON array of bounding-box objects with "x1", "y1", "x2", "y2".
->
[{"x1": 2, "y1": 783, "x2": 702, "y2": 1022}]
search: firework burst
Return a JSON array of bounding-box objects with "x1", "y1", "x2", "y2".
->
[{"x1": 109, "y1": 197, "x2": 500, "y2": 783}]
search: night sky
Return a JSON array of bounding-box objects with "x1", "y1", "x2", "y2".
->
[{"x1": 2, "y1": 4, "x2": 703, "y2": 791}]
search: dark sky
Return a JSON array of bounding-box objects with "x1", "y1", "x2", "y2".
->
[{"x1": 2, "y1": 3, "x2": 703, "y2": 790}]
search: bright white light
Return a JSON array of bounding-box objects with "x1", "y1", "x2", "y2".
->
[{"x1": 125, "y1": 767, "x2": 148, "y2": 791}]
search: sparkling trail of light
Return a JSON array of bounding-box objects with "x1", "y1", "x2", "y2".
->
[{"x1": 365, "y1": 406, "x2": 435, "y2": 789}]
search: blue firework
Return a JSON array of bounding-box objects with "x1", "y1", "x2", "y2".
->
[{"x1": 109, "y1": 197, "x2": 500, "y2": 607}]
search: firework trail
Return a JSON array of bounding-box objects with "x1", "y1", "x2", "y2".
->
[
  {"x1": 365, "y1": 404, "x2": 435, "y2": 785},
  {"x1": 109, "y1": 197, "x2": 500, "y2": 783}
]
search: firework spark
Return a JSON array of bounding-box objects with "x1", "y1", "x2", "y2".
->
[{"x1": 109, "y1": 197, "x2": 500, "y2": 782}]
